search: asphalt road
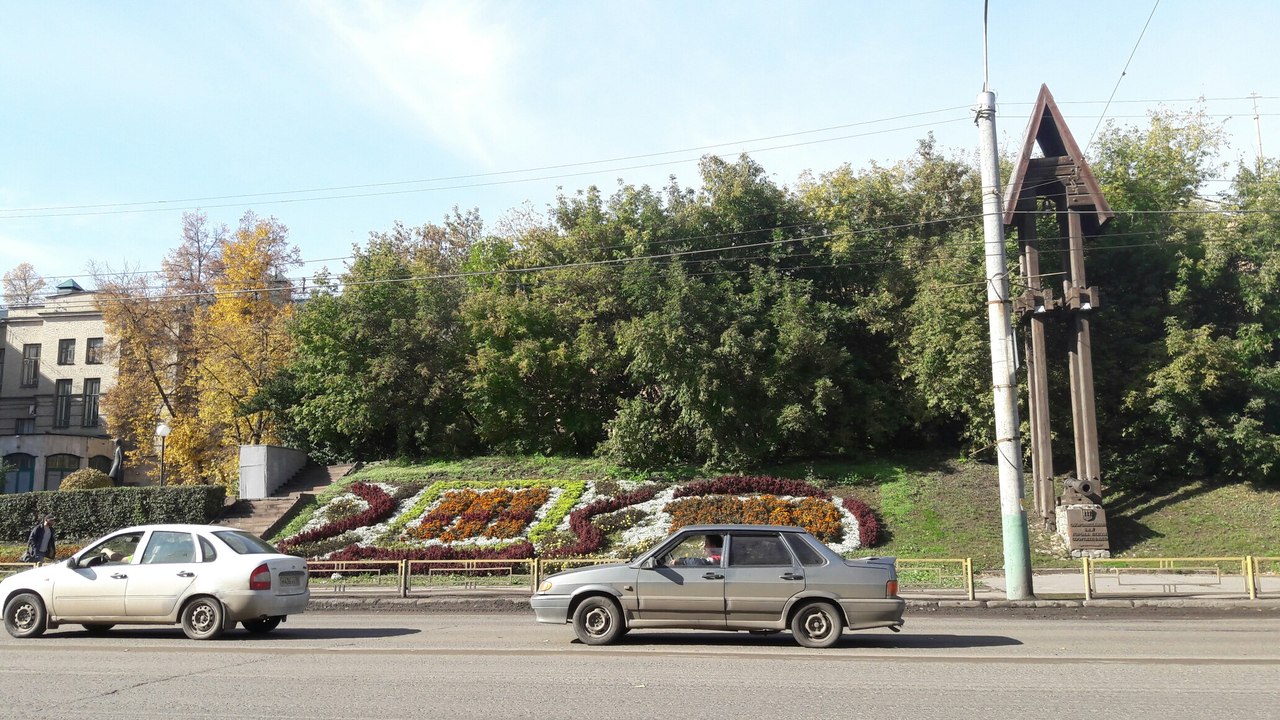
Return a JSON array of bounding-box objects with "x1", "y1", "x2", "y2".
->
[{"x1": 1, "y1": 611, "x2": 1276, "y2": 719}]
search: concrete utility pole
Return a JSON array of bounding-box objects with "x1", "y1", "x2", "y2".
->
[
  {"x1": 1252, "y1": 92, "x2": 1265, "y2": 175},
  {"x1": 975, "y1": 84, "x2": 1034, "y2": 597}
]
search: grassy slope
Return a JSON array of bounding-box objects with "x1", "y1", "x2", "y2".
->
[{"x1": 766, "y1": 452, "x2": 1280, "y2": 569}]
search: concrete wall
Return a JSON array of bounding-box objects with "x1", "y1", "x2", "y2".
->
[{"x1": 238, "y1": 445, "x2": 309, "y2": 499}]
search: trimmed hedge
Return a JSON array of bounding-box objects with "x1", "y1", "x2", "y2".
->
[{"x1": 0, "y1": 485, "x2": 226, "y2": 542}]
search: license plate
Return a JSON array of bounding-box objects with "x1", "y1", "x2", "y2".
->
[{"x1": 280, "y1": 574, "x2": 300, "y2": 586}]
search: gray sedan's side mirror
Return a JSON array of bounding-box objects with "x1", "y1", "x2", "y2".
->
[{"x1": 639, "y1": 557, "x2": 657, "y2": 570}]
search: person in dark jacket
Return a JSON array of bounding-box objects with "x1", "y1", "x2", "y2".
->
[{"x1": 26, "y1": 515, "x2": 56, "y2": 565}]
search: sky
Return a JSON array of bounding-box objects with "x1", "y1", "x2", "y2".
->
[{"x1": 1, "y1": 1, "x2": 1277, "y2": 289}]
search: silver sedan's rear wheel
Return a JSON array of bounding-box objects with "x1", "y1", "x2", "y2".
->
[
  {"x1": 181, "y1": 597, "x2": 225, "y2": 640},
  {"x1": 790, "y1": 601, "x2": 842, "y2": 648},
  {"x1": 4, "y1": 592, "x2": 46, "y2": 639},
  {"x1": 572, "y1": 596, "x2": 624, "y2": 645}
]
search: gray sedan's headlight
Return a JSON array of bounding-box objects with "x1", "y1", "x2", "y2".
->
[{"x1": 538, "y1": 580, "x2": 554, "y2": 593}]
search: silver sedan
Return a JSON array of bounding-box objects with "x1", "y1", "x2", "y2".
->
[
  {"x1": 2, "y1": 523, "x2": 309, "y2": 640},
  {"x1": 531, "y1": 524, "x2": 904, "y2": 647}
]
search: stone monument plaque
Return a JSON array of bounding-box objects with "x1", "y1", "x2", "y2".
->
[{"x1": 1060, "y1": 504, "x2": 1110, "y2": 550}]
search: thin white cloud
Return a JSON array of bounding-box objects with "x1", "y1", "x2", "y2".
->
[
  {"x1": 0, "y1": 233, "x2": 66, "y2": 275},
  {"x1": 309, "y1": 1, "x2": 522, "y2": 166}
]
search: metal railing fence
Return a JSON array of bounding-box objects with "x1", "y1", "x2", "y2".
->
[{"x1": 4, "y1": 554, "x2": 1278, "y2": 602}]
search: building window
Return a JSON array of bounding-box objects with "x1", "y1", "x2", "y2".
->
[
  {"x1": 0, "y1": 348, "x2": 5, "y2": 389},
  {"x1": 54, "y1": 379, "x2": 73, "y2": 428},
  {"x1": 21, "y1": 344, "x2": 39, "y2": 387},
  {"x1": 58, "y1": 339, "x2": 76, "y2": 365},
  {"x1": 89, "y1": 455, "x2": 113, "y2": 474},
  {"x1": 15, "y1": 418, "x2": 34, "y2": 435},
  {"x1": 45, "y1": 454, "x2": 81, "y2": 491},
  {"x1": 82, "y1": 378, "x2": 101, "y2": 427},
  {"x1": 86, "y1": 337, "x2": 105, "y2": 364}
]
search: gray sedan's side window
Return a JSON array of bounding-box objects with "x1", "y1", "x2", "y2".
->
[
  {"x1": 728, "y1": 534, "x2": 793, "y2": 567},
  {"x1": 658, "y1": 535, "x2": 720, "y2": 566},
  {"x1": 783, "y1": 534, "x2": 827, "y2": 566}
]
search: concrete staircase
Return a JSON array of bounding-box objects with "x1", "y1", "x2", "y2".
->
[{"x1": 216, "y1": 462, "x2": 356, "y2": 540}]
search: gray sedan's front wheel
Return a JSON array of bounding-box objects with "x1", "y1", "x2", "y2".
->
[
  {"x1": 790, "y1": 601, "x2": 842, "y2": 648},
  {"x1": 572, "y1": 596, "x2": 624, "y2": 645},
  {"x1": 4, "y1": 592, "x2": 47, "y2": 639},
  {"x1": 181, "y1": 597, "x2": 225, "y2": 640}
]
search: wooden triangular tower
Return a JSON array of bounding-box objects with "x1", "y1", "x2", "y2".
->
[{"x1": 1004, "y1": 85, "x2": 1112, "y2": 555}]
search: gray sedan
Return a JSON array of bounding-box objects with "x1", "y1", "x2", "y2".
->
[{"x1": 531, "y1": 524, "x2": 904, "y2": 647}]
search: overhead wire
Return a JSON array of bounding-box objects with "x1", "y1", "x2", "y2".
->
[
  {"x1": 24, "y1": 208, "x2": 1278, "y2": 315},
  {"x1": 2, "y1": 90, "x2": 1267, "y2": 221},
  {"x1": 1084, "y1": 0, "x2": 1162, "y2": 152}
]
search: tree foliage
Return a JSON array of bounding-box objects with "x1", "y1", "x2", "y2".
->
[
  {"x1": 2, "y1": 262, "x2": 46, "y2": 307},
  {"x1": 95, "y1": 211, "x2": 300, "y2": 490},
  {"x1": 96, "y1": 114, "x2": 1272, "y2": 488}
]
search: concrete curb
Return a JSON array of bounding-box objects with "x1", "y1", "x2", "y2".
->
[
  {"x1": 908, "y1": 597, "x2": 1280, "y2": 610},
  {"x1": 306, "y1": 594, "x2": 1280, "y2": 614}
]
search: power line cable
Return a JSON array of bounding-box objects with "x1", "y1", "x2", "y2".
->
[
  {"x1": 1085, "y1": 0, "x2": 1161, "y2": 152},
  {"x1": 3, "y1": 91, "x2": 1265, "y2": 220}
]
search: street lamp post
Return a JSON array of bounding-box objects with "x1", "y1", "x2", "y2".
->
[{"x1": 156, "y1": 421, "x2": 171, "y2": 487}]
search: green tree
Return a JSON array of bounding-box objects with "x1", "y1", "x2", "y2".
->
[{"x1": 268, "y1": 216, "x2": 479, "y2": 461}]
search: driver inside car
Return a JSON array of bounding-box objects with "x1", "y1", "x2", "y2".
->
[
  {"x1": 666, "y1": 534, "x2": 725, "y2": 566},
  {"x1": 85, "y1": 533, "x2": 142, "y2": 566}
]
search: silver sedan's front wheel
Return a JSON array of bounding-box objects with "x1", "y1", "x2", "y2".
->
[
  {"x1": 4, "y1": 592, "x2": 46, "y2": 639},
  {"x1": 791, "y1": 601, "x2": 842, "y2": 648},
  {"x1": 572, "y1": 596, "x2": 624, "y2": 645},
  {"x1": 181, "y1": 597, "x2": 225, "y2": 640}
]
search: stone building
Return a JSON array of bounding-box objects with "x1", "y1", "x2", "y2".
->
[{"x1": 0, "y1": 279, "x2": 125, "y2": 493}]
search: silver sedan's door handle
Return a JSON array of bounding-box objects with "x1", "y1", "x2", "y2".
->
[
  {"x1": 780, "y1": 573, "x2": 804, "y2": 581},
  {"x1": 177, "y1": 571, "x2": 195, "y2": 578},
  {"x1": 702, "y1": 572, "x2": 724, "y2": 580},
  {"x1": 110, "y1": 573, "x2": 128, "y2": 580}
]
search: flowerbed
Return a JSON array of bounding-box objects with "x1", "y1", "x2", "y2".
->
[
  {"x1": 673, "y1": 475, "x2": 831, "y2": 500},
  {"x1": 386, "y1": 479, "x2": 585, "y2": 547},
  {"x1": 324, "y1": 540, "x2": 537, "y2": 565},
  {"x1": 272, "y1": 470, "x2": 882, "y2": 561},
  {"x1": 542, "y1": 486, "x2": 659, "y2": 558},
  {"x1": 664, "y1": 495, "x2": 844, "y2": 542},
  {"x1": 278, "y1": 483, "x2": 396, "y2": 554},
  {"x1": 406, "y1": 487, "x2": 551, "y2": 543},
  {"x1": 842, "y1": 496, "x2": 881, "y2": 547}
]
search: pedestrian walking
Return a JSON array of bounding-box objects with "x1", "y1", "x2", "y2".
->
[{"x1": 25, "y1": 515, "x2": 56, "y2": 565}]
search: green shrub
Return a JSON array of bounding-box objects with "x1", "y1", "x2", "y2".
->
[
  {"x1": 0, "y1": 485, "x2": 226, "y2": 541},
  {"x1": 58, "y1": 469, "x2": 114, "y2": 492}
]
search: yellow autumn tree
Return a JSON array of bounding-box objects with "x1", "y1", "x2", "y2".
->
[
  {"x1": 190, "y1": 212, "x2": 300, "y2": 489},
  {"x1": 95, "y1": 210, "x2": 298, "y2": 492},
  {"x1": 93, "y1": 211, "x2": 225, "y2": 484}
]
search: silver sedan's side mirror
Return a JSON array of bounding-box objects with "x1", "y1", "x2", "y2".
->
[{"x1": 638, "y1": 557, "x2": 657, "y2": 570}]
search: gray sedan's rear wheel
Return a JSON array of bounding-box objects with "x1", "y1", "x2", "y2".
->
[
  {"x1": 181, "y1": 597, "x2": 225, "y2": 640},
  {"x1": 242, "y1": 616, "x2": 282, "y2": 634},
  {"x1": 82, "y1": 624, "x2": 115, "y2": 634},
  {"x1": 790, "y1": 601, "x2": 842, "y2": 648},
  {"x1": 572, "y1": 596, "x2": 624, "y2": 645},
  {"x1": 4, "y1": 592, "x2": 46, "y2": 639}
]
